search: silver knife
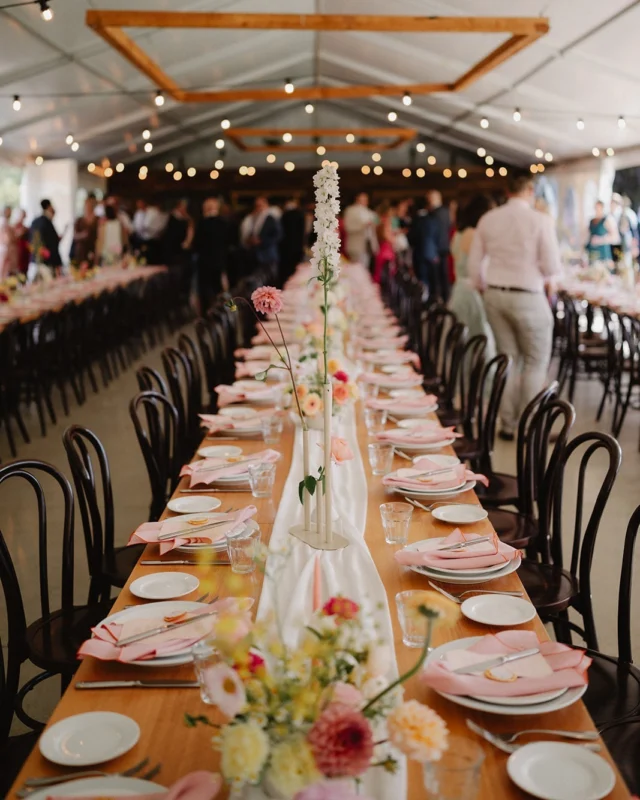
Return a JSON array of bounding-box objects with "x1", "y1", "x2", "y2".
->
[
  {"x1": 76, "y1": 680, "x2": 199, "y2": 689},
  {"x1": 181, "y1": 487, "x2": 250, "y2": 493},
  {"x1": 156, "y1": 517, "x2": 235, "y2": 542},
  {"x1": 118, "y1": 610, "x2": 217, "y2": 646},
  {"x1": 191, "y1": 456, "x2": 260, "y2": 474},
  {"x1": 452, "y1": 648, "x2": 540, "y2": 675},
  {"x1": 437, "y1": 535, "x2": 493, "y2": 551},
  {"x1": 140, "y1": 559, "x2": 230, "y2": 566}
]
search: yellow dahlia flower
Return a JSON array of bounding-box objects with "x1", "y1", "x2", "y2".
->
[{"x1": 220, "y1": 720, "x2": 270, "y2": 783}]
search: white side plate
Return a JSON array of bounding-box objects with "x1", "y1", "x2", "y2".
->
[
  {"x1": 432, "y1": 505, "x2": 488, "y2": 524},
  {"x1": 40, "y1": 713, "x2": 140, "y2": 766},
  {"x1": 197, "y1": 445, "x2": 243, "y2": 459},
  {"x1": 129, "y1": 571, "x2": 199, "y2": 600},
  {"x1": 167, "y1": 496, "x2": 222, "y2": 514},
  {"x1": 27, "y1": 776, "x2": 165, "y2": 799},
  {"x1": 461, "y1": 594, "x2": 536, "y2": 627}
]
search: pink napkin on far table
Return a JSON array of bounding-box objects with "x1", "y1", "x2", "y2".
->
[
  {"x1": 376, "y1": 426, "x2": 462, "y2": 445},
  {"x1": 46, "y1": 770, "x2": 223, "y2": 800},
  {"x1": 422, "y1": 630, "x2": 591, "y2": 697},
  {"x1": 355, "y1": 335, "x2": 409, "y2": 349},
  {"x1": 395, "y1": 529, "x2": 515, "y2": 571},
  {"x1": 215, "y1": 384, "x2": 281, "y2": 407},
  {"x1": 360, "y1": 350, "x2": 420, "y2": 366},
  {"x1": 235, "y1": 360, "x2": 272, "y2": 379},
  {"x1": 199, "y1": 408, "x2": 274, "y2": 434},
  {"x1": 366, "y1": 395, "x2": 437, "y2": 411},
  {"x1": 127, "y1": 505, "x2": 257, "y2": 554},
  {"x1": 360, "y1": 371, "x2": 423, "y2": 387},
  {"x1": 383, "y1": 463, "x2": 488, "y2": 491},
  {"x1": 77, "y1": 599, "x2": 253, "y2": 663},
  {"x1": 181, "y1": 449, "x2": 281, "y2": 488}
]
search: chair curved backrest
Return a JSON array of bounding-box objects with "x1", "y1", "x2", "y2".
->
[
  {"x1": 62, "y1": 425, "x2": 115, "y2": 604},
  {"x1": 129, "y1": 391, "x2": 180, "y2": 522},
  {"x1": 458, "y1": 334, "x2": 487, "y2": 438},
  {"x1": 420, "y1": 305, "x2": 457, "y2": 382},
  {"x1": 178, "y1": 333, "x2": 204, "y2": 435},
  {"x1": 136, "y1": 365, "x2": 169, "y2": 397},
  {"x1": 515, "y1": 381, "x2": 560, "y2": 507},
  {"x1": 476, "y1": 353, "x2": 511, "y2": 473},
  {"x1": 195, "y1": 318, "x2": 224, "y2": 410},
  {"x1": 438, "y1": 322, "x2": 468, "y2": 410},
  {"x1": 544, "y1": 431, "x2": 622, "y2": 651},
  {"x1": 617, "y1": 503, "x2": 640, "y2": 664}
]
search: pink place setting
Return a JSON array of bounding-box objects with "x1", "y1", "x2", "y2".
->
[
  {"x1": 366, "y1": 394, "x2": 438, "y2": 412},
  {"x1": 234, "y1": 360, "x2": 282, "y2": 380},
  {"x1": 44, "y1": 771, "x2": 224, "y2": 800},
  {"x1": 127, "y1": 505, "x2": 258, "y2": 554},
  {"x1": 395, "y1": 529, "x2": 515, "y2": 572},
  {"x1": 360, "y1": 349, "x2": 421, "y2": 367},
  {"x1": 383, "y1": 462, "x2": 489, "y2": 493},
  {"x1": 359, "y1": 371, "x2": 424, "y2": 388},
  {"x1": 355, "y1": 334, "x2": 409, "y2": 350},
  {"x1": 214, "y1": 383, "x2": 283, "y2": 407},
  {"x1": 199, "y1": 408, "x2": 275, "y2": 435},
  {"x1": 376, "y1": 425, "x2": 463, "y2": 447},
  {"x1": 180, "y1": 449, "x2": 281, "y2": 488}
]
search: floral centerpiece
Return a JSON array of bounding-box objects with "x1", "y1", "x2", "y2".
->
[
  {"x1": 288, "y1": 357, "x2": 358, "y2": 425},
  {"x1": 187, "y1": 579, "x2": 451, "y2": 800}
]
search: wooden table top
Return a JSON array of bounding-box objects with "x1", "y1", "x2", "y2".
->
[{"x1": 8, "y1": 408, "x2": 630, "y2": 798}]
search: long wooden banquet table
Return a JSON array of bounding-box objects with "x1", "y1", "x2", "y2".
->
[
  {"x1": 8, "y1": 325, "x2": 631, "y2": 800},
  {"x1": 0, "y1": 265, "x2": 166, "y2": 333}
]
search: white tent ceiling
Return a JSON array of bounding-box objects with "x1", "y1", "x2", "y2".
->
[{"x1": 0, "y1": 0, "x2": 639, "y2": 171}]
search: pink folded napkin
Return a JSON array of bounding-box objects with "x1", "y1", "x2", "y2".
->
[
  {"x1": 234, "y1": 345, "x2": 273, "y2": 360},
  {"x1": 199, "y1": 409, "x2": 274, "y2": 433},
  {"x1": 356, "y1": 335, "x2": 409, "y2": 349},
  {"x1": 360, "y1": 350, "x2": 420, "y2": 367},
  {"x1": 235, "y1": 360, "x2": 273, "y2": 379},
  {"x1": 181, "y1": 449, "x2": 281, "y2": 488},
  {"x1": 383, "y1": 463, "x2": 488, "y2": 491},
  {"x1": 376, "y1": 426, "x2": 462, "y2": 445},
  {"x1": 366, "y1": 395, "x2": 437, "y2": 410},
  {"x1": 395, "y1": 529, "x2": 515, "y2": 570},
  {"x1": 127, "y1": 505, "x2": 258, "y2": 553},
  {"x1": 360, "y1": 372, "x2": 423, "y2": 387},
  {"x1": 422, "y1": 630, "x2": 591, "y2": 697},
  {"x1": 78, "y1": 599, "x2": 252, "y2": 663},
  {"x1": 214, "y1": 384, "x2": 281, "y2": 407},
  {"x1": 46, "y1": 770, "x2": 223, "y2": 800}
]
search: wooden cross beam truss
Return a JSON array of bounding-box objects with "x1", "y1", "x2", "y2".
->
[{"x1": 226, "y1": 127, "x2": 417, "y2": 152}]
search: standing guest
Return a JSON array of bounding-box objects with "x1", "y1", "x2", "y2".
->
[
  {"x1": 0, "y1": 206, "x2": 17, "y2": 278},
  {"x1": 468, "y1": 175, "x2": 562, "y2": 441},
  {"x1": 141, "y1": 201, "x2": 168, "y2": 265},
  {"x1": 426, "y1": 190, "x2": 452, "y2": 302},
  {"x1": 343, "y1": 192, "x2": 377, "y2": 268},
  {"x1": 392, "y1": 199, "x2": 411, "y2": 264},
  {"x1": 71, "y1": 197, "x2": 98, "y2": 264},
  {"x1": 240, "y1": 196, "x2": 281, "y2": 267},
  {"x1": 96, "y1": 205, "x2": 127, "y2": 265},
  {"x1": 279, "y1": 197, "x2": 306, "y2": 283},
  {"x1": 193, "y1": 197, "x2": 230, "y2": 313},
  {"x1": 586, "y1": 200, "x2": 618, "y2": 263},
  {"x1": 449, "y1": 194, "x2": 495, "y2": 359},
  {"x1": 163, "y1": 199, "x2": 194, "y2": 266},
  {"x1": 447, "y1": 198, "x2": 458, "y2": 286},
  {"x1": 373, "y1": 202, "x2": 397, "y2": 283},
  {"x1": 29, "y1": 199, "x2": 62, "y2": 271},
  {"x1": 13, "y1": 209, "x2": 30, "y2": 274},
  {"x1": 131, "y1": 199, "x2": 147, "y2": 251},
  {"x1": 610, "y1": 193, "x2": 638, "y2": 266}
]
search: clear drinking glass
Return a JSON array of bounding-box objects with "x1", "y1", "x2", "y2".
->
[
  {"x1": 364, "y1": 407, "x2": 388, "y2": 436},
  {"x1": 247, "y1": 462, "x2": 276, "y2": 498},
  {"x1": 360, "y1": 381, "x2": 380, "y2": 401},
  {"x1": 380, "y1": 502, "x2": 413, "y2": 545},
  {"x1": 423, "y1": 736, "x2": 485, "y2": 800},
  {"x1": 396, "y1": 590, "x2": 435, "y2": 648},
  {"x1": 368, "y1": 443, "x2": 394, "y2": 475},
  {"x1": 261, "y1": 414, "x2": 284, "y2": 444},
  {"x1": 192, "y1": 639, "x2": 220, "y2": 704},
  {"x1": 227, "y1": 527, "x2": 262, "y2": 574}
]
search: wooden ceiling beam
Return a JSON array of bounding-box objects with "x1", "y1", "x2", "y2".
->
[
  {"x1": 85, "y1": 11, "x2": 549, "y2": 36},
  {"x1": 230, "y1": 143, "x2": 407, "y2": 152},
  {"x1": 226, "y1": 127, "x2": 416, "y2": 152},
  {"x1": 453, "y1": 33, "x2": 541, "y2": 92},
  {"x1": 227, "y1": 127, "x2": 416, "y2": 138},
  {"x1": 181, "y1": 83, "x2": 450, "y2": 103}
]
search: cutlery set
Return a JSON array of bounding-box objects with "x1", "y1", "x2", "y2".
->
[
  {"x1": 466, "y1": 719, "x2": 600, "y2": 755},
  {"x1": 428, "y1": 581, "x2": 524, "y2": 604},
  {"x1": 18, "y1": 758, "x2": 162, "y2": 797},
  {"x1": 404, "y1": 495, "x2": 483, "y2": 513}
]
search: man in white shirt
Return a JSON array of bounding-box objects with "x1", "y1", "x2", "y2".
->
[{"x1": 468, "y1": 175, "x2": 562, "y2": 439}]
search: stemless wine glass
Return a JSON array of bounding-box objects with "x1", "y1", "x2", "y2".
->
[
  {"x1": 192, "y1": 640, "x2": 220, "y2": 704},
  {"x1": 261, "y1": 414, "x2": 284, "y2": 444},
  {"x1": 227, "y1": 527, "x2": 262, "y2": 574},
  {"x1": 380, "y1": 502, "x2": 413, "y2": 545},
  {"x1": 423, "y1": 736, "x2": 485, "y2": 800},
  {"x1": 364, "y1": 407, "x2": 388, "y2": 436},
  {"x1": 396, "y1": 590, "x2": 434, "y2": 648},
  {"x1": 247, "y1": 462, "x2": 276, "y2": 498},
  {"x1": 367, "y1": 443, "x2": 394, "y2": 475}
]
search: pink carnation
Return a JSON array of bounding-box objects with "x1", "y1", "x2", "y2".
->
[
  {"x1": 307, "y1": 704, "x2": 374, "y2": 778},
  {"x1": 252, "y1": 286, "x2": 283, "y2": 315},
  {"x1": 330, "y1": 682, "x2": 363, "y2": 709}
]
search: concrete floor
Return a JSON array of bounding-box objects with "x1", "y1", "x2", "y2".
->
[{"x1": 1, "y1": 343, "x2": 639, "y2": 731}]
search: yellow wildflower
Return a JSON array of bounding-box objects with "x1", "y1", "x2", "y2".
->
[
  {"x1": 220, "y1": 720, "x2": 269, "y2": 783},
  {"x1": 266, "y1": 737, "x2": 321, "y2": 798}
]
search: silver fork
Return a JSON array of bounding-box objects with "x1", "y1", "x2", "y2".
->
[
  {"x1": 393, "y1": 448, "x2": 413, "y2": 461},
  {"x1": 21, "y1": 758, "x2": 149, "y2": 791},
  {"x1": 466, "y1": 720, "x2": 600, "y2": 755},
  {"x1": 428, "y1": 581, "x2": 523, "y2": 603},
  {"x1": 492, "y1": 727, "x2": 599, "y2": 744}
]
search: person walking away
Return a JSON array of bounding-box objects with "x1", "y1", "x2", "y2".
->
[
  {"x1": 96, "y1": 205, "x2": 127, "y2": 265},
  {"x1": 29, "y1": 199, "x2": 62, "y2": 273},
  {"x1": 586, "y1": 200, "x2": 618, "y2": 264},
  {"x1": 279, "y1": 197, "x2": 306, "y2": 284},
  {"x1": 71, "y1": 197, "x2": 98, "y2": 265},
  {"x1": 449, "y1": 194, "x2": 496, "y2": 359},
  {"x1": 426, "y1": 190, "x2": 451, "y2": 302},
  {"x1": 164, "y1": 199, "x2": 194, "y2": 267},
  {"x1": 240, "y1": 196, "x2": 281, "y2": 271},
  {"x1": 343, "y1": 192, "x2": 377, "y2": 269},
  {"x1": 193, "y1": 197, "x2": 230, "y2": 314},
  {"x1": 468, "y1": 175, "x2": 562, "y2": 441}
]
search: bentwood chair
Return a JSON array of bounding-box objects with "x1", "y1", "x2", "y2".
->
[
  {"x1": 130, "y1": 391, "x2": 181, "y2": 521},
  {"x1": 518, "y1": 431, "x2": 622, "y2": 645},
  {"x1": 195, "y1": 317, "x2": 225, "y2": 412},
  {"x1": 63, "y1": 425, "x2": 144, "y2": 603},
  {"x1": 162, "y1": 345, "x2": 202, "y2": 459},
  {"x1": 178, "y1": 333, "x2": 204, "y2": 433},
  {"x1": 437, "y1": 333, "x2": 487, "y2": 429},
  {"x1": 419, "y1": 305, "x2": 458, "y2": 391},
  {"x1": 136, "y1": 365, "x2": 170, "y2": 399},
  {"x1": 431, "y1": 322, "x2": 467, "y2": 412}
]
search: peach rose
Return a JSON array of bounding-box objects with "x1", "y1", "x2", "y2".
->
[
  {"x1": 303, "y1": 393, "x2": 323, "y2": 417},
  {"x1": 330, "y1": 436, "x2": 354, "y2": 464},
  {"x1": 333, "y1": 383, "x2": 350, "y2": 405}
]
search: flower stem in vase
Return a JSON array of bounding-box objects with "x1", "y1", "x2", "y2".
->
[
  {"x1": 323, "y1": 381, "x2": 333, "y2": 545},
  {"x1": 302, "y1": 427, "x2": 311, "y2": 532},
  {"x1": 315, "y1": 476, "x2": 323, "y2": 538}
]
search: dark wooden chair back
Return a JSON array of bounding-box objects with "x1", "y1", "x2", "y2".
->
[
  {"x1": 458, "y1": 334, "x2": 487, "y2": 439},
  {"x1": 475, "y1": 353, "x2": 511, "y2": 473}
]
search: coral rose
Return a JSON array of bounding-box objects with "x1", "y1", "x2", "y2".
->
[
  {"x1": 387, "y1": 700, "x2": 448, "y2": 762},
  {"x1": 333, "y1": 383, "x2": 350, "y2": 405},
  {"x1": 303, "y1": 392, "x2": 323, "y2": 417},
  {"x1": 330, "y1": 436, "x2": 354, "y2": 463},
  {"x1": 252, "y1": 286, "x2": 284, "y2": 315},
  {"x1": 307, "y1": 704, "x2": 374, "y2": 778},
  {"x1": 322, "y1": 597, "x2": 359, "y2": 620}
]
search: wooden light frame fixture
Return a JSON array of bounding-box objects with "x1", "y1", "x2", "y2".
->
[
  {"x1": 86, "y1": 11, "x2": 549, "y2": 103},
  {"x1": 226, "y1": 127, "x2": 417, "y2": 152}
]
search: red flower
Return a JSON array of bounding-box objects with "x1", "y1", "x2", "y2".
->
[
  {"x1": 322, "y1": 597, "x2": 359, "y2": 621},
  {"x1": 307, "y1": 704, "x2": 374, "y2": 778},
  {"x1": 247, "y1": 652, "x2": 266, "y2": 675},
  {"x1": 333, "y1": 370, "x2": 349, "y2": 383},
  {"x1": 40, "y1": 247, "x2": 50, "y2": 259}
]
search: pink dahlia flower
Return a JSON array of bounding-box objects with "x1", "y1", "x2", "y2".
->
[
  {"x1": 307, "y1": 704, "x2": 374, "y2": 778},
  {"x1": 252, "y1": 286, "x2": 283, "y2": 315}
]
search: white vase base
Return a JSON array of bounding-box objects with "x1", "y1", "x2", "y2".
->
[{"x1": 289, "y1": 523, "x2": 349, "y2": 551}]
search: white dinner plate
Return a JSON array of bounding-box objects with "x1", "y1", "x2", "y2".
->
[
  {"x1": 461, "y1": 594, "x2": 537, "y2": 626},
  {"x1": 390, "y1": 388, "x2": 427, "y2": 399},
  {"x1": 384, "y1": 436, "x2": 456, "y2": 453},
  {"x1": 219, "y1": 406, "x2": 258, "y2": 419},
  {"x1": 398, "y1": 418, "x2": 439, "y2": 429},
  {"x1": 392, "y1": 404, "x2": 440, "y2": 419},
  {"x1": 425, "y1": 636, "x2": 586, "y2": 715},
  {"x1": 403, "y1": 537, "x2": 508, "y2": 576},
  {"x1": 507, "y1": 743, "x2": 615, "y2": 800},
  {"x1": 412, "y1": 454, "x2": 460, "y2": 467},
  {"x1": 431, "y1": 505, "x2": 488, "y2": 524},
  {"x1": 98, "y1": 600, "x2": 212, "y2": 667},
  {"x1": 27, "y1": 777, "x2": 165, "y2": 799},
  {"x1": 129, "y1": 571, "x2": 199, "y2": 600},
  {"x1": 369, "y1": 376, "x2": 423, "y2": 389},
  {"x1": 400, "y1": 479, "x2": 477, "y2": 500},
  {"x1": 167, "y1": 495, "x2": 222, "y2": 514},
  {"x1": 380, "y1": 365, "x2": 414, "y2": 374},
  {"x1": 475, "y1": 688, "x2": 567, "y2": 707},
  {"x1": 388, "y1": 475, "x2": 468, "y2": 495},
  {"x1": 197, "y1": 445, "x2": 243, "y2": 459},
  {"x1": 410, "y1": 553, "x2": 521, "y2": 584},
  {"x1": 40, "y1": 713, "x2": 140, "y2": 766}
]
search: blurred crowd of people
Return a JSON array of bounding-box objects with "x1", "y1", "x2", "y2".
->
[{"x1": 586, "y1": 192, "x2": 639, "y2": 266}]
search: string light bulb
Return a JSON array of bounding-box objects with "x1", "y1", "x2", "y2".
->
[
  {"x1": 427, "y1": 155, "x2": 436, "y2": 165},
  {"x1": 142, "y1": 129, "x2": 151, "y2": 140},
  {"x1": 544, "y1": 152, "x2": 553, "y2": 162},
  {"x1": 402, "y1": 168, "x2": 411, "y2": 177},
  {"x1": 530, "y1": 164, "x2": 538, "y2": 173},
  {"x1": 577, "y1": 118, "x2": 585, "y2": 130},
  {"x1": 12, "y1": 95, "x2": 21, "y2": 111},
  {"x1": 187, "y1": 167, "x2": 196, "y2": 177},
  {"x1": 214, "y1": 159, "x2": 224, "y2": 169},
  {"x1": 71, "y1": 141, "x2": 79, "y2": 152},
  {"x1": 458, "y1": 168, "x2": 467, "y2": 178},
  {"x1": 155, "y1": 91, "x2": 165, "y2": 107},
  {"x1": 284, "y1": 161, "x2": 295, "y2": 172},
  {"x1": 443, "y1": 168, "x2": 452, "y2": 178},
  {"x1": 284, "y1": 78, "x2": 294, "y2": 94},
  {"x1": 247, "y1": 166, "x2": 256, "y2": 176},
  {"x1": 373, "y1": 165, "x2": 383, "y2": 175},
  {"x1": 38, "y1": 1, "x2": 53, "y2": 21},
  {"x1": 480, "y1": 117, "x2": 489, "y2": 129},
  {"x1": 305, "y1": 104, "x2": 314, "y2": 114},
  {"x1": 607, "y1": 147, "x2": 615, "y2": 157},
  {"x1": 534, "y1": 148, "x2": 543, "y2": 158},
  {"x1": 316, "y1": 145, "x2": 326, "y2": 155},
  {"x1": 371, "y1": 152, "x2": 381, "y2": 162},
  {"x1": 165, "y1": 162, "x2": 174, "y2": 172},
  {"x1": 361, "y1": 165, "x2": 371, "y2": 175},
  {"x1": 346, "y1": 133, "x2": 355, "y2": 143},
  {"x1": 416, "y1": 167, "x2": 425, "y2": 178},
  {"x1": 65, "y1": 133, "x2": 74, "y2": 145},
  {"x1": 282, "y1": 132, "x2": 292, "y2": 143},
  {"x1": 485, "y1": 155, "x2": 494, "y2": 165},
  {"x1": 266, "y1": 153, "x2": 276, "y2": 163},
  {"x1": 388, "y1": 111, "x2": 397, "y2": 122},
  {"x1": 239, "y1": 166, "x2": 248, "y2": 175},
  {"x1": 215, "y1": 139, "x2": 224, "y2": 149},
  {"x1": 618, "y1": 116, "x2": 626, "y2": 129},
  {"x1": 116, "y1": 163, "x2": 124, "y2": 173},
  {"x1": 210, "y1": 170, "x2": 219, "y2": 179},
  {"x1": 104, "y1": 167, "x2": 113, "y2": 178},
  {"x1": 416, "y1": 142, "x2": 426, "y2": 153},
  {"x1": 477, "y1": 147, "x2": 486, "y2": 157},
  {"x1": 144, "y1": 142, "x2": 153, "y2": 152},
  {"x1": 402, "y1": 92, "x2": 412, "y2": 106},
  {"x1": 513, "y1": 108, "x2": 521, "y2": 122},
  {"x1": 499, "y1": 166, "x2": 508, "y2": 176},
  {"x1": 592, "y1": 147, "x2": 600, "y2": 157},
  {"x1": 486, "y1": 167, "x2": 495, "y2": 177},
  {"x1": 173, "y1": 170, "x2": 182, "y2": 181},
  {"x1": 87, "y1": 163, "x2": 95, "y2": 172},
  {"x1": 221, "y1": 119, "x2": 230, "y2": 130},
  {"x1": 35, "y1": 155, "x2": 43, "y2": 165}
]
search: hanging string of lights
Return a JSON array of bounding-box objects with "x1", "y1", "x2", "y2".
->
[{"x1": 0, "y1": 0, "x2": 53, "y2": 19}]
